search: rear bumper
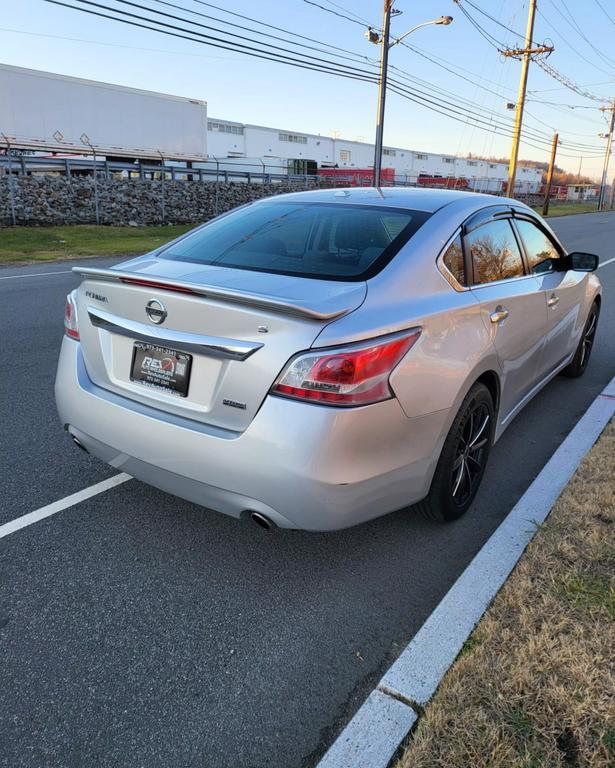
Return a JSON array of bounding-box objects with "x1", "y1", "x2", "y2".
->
[{"x1": 55, "y1": 338, "x2": 450, "y2": 530}]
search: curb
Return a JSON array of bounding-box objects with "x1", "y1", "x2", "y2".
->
[{"x1": 317, "y1": 375, "x2": 615, "y2": 768}]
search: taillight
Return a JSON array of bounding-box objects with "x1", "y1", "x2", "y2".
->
[
  {"x1": 64, "y1": 290, "x2": 80, "y2": 340},
  {"x1": 271, "y1": 329, "x2": 420, "y2": 406}
]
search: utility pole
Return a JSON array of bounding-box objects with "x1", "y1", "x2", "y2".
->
[
  {"x1": 504, "y1": 0, "x2": 553, "y2": 198},
  {"x1": 373, "y1": 0, "x2": 393, "y2": 188},
  {"x1": 542, "y1": 132, "x2": 558, "y2": 217},
  {"x1": 598, "y1": 100, "x2": 615, "y2": 211},
  {"x1": 368, "y1": 7, "x2": 452, "y2": 187}
]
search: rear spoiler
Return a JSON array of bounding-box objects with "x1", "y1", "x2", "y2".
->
[{"x1": 72, "y1": 267, "x2": 352, "y2": 321}]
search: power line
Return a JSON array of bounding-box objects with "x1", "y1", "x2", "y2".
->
[
  {"x1": 189, "y1": 0, "x2": 374, "y2": 61},
  {"x1": 593, "y1": 0, "x2": 615, "y2": 26},
  {"x1": 387, "y1": 81, "x2": 602, "y2": 159},
  {"x1": 456, "y1": 0, "x2": 609, "y2": 104},
  {"x1": 536, "y1": 6, "x2": 615, "y2": 77},
  {"x1": 546, "y1": 0, "x2": 615, "y2": 70},
  {"x1": 301, "y1": 0, "x2": 367, "y2": 28},
  {"x1": 111, "y1": 0, "x2": 373, "y2": 75},
  {"x1": 534, "y1": 58, "x2": 609, "y2": 103},
  {"x1": 320, "y1": 0, "x2": 373, "y2": 27},
  {"x1": 39, "y1": 0, "x2": 605, "y2": 161},
  {"x1": 148, "y1": 0, "x2": 374, "y2": 68},
  {"x1": 42, "y1": 0, "x2": 379, "y2": 83},
  {"x1": 459, "y1": 0, "x2": 525, "y2": 40}
]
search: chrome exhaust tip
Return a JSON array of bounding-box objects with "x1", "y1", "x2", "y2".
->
[
  {"x1": 249, "y1": 511, "x2": 274, "y2": 531},
  {"x1": 71, "y1": 435, "x2": 88, "y2": 453}
]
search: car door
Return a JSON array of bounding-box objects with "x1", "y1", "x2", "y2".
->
[
  {"x1": 513, "y1": 216, "x2": 585, "y2": 376},
  {"x1": 464, "y1": 214, "x2": 548, "y2": 421}
]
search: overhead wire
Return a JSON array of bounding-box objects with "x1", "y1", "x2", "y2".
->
[{"x1": 41, "y1": 0, "x2": 606, "y2": 161}]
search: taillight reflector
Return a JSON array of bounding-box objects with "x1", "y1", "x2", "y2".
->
[{"x1": 64, "y1": 290, "x2": 80, "y2": 340}]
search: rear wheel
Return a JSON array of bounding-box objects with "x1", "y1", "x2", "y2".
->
[
  {"x1": 561, "y1": 302, "x2": 600, "y2": 378},
  {"x1": 417, "y1": 382, "x2": 494, "y2": 523}
]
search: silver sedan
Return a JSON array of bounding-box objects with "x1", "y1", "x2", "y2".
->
[{"x1": 55, "y1": 188, "x2": 601, "y2": 530}]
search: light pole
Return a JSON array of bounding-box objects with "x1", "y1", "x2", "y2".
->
[{"x1": 367, "y1": 5, "x2": 452, "y2": 187}]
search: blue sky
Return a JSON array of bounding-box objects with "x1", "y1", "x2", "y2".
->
[{"x1": 2, "y1": 0, "x2": 614, "y2": 179}]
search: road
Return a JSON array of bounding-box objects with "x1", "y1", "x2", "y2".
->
[{"x1": 1, "y1": 212, "x2": 614, "y2": 768}]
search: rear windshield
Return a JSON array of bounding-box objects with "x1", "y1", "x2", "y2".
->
[{"x1": 159, "y1": 201, "x2": 431, "y2": 280}]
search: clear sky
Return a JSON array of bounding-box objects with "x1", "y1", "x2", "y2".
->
[{"x1": 1, "y1": 0, "x2": 614, "y2": 179}]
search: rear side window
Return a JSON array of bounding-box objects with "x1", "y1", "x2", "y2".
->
[
  {"x1": 515, "y1": 219, "x2": 561, "y2": 274},
  {"x1": 466, "y1": 219, "x2": 525, "y2": 285},
  {"x1": 160, "y1": 202, "x2": 430, "y2": 280},
  {"x1": 442, "y1": 234, "x2": 465, "y2": 286}
]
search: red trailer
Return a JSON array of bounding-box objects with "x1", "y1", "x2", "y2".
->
[
  {"x1": 316, "y1": 167, "x2": 395, "y2": 185},
  {"x1": 416, "y1": 176, "x2": 469, "y2": 190}
]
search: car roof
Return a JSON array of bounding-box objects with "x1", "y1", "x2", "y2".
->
[{"x1": 259, "y1": 186, "x2": 523, "y2": 214}]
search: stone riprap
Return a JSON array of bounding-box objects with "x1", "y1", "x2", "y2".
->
[{"x1": 0, "y1": 175, "x2": 324, "y2": 226}]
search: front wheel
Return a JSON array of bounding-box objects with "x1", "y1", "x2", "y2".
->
[
  {"x1": 417, "y1": 382, "x2": 494, "y2": 523},
  {"x1": 561, "y1": 301, "x2": 600, "y2": 378}
]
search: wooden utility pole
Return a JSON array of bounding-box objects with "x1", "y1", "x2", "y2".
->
[
  {"x1": 373, "y1": 0, "x2": 393, "y2": 188},
  {"x1": 598, "y1": 101, "x2": 615, "y2": 211},
  {"x1": 542, "y1": 133, "x2": 558, "y2": 217},
  {"x1": 504, "y1": 0, "x2": 552, "y2": 198}
]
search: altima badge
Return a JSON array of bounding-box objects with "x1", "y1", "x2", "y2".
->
[{"x1": 145, "y1": 299, "x2": 167, "y2": 325}]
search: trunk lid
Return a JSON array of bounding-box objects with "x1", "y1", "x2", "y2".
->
[{"x1": 74, "y1": 259, "x2": 366, "y2": 432}]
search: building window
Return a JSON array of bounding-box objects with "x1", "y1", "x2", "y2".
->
[
  {"x1": 415, "y1": 153, "x2": 428, "y2": 160},
  {"x1": 467, "y1": 160, "x2": 478, "y2": 166},
  {"x1": 279, "y1": 133, "x2": 308, "y2": 144},
  {"x1": 339, "y1": 149, "x2": 351, "y2": 162},
  {"x1": 442, "y1": 157, "x2": 454, "y2": 164},
  {"x1": 489, "y1": 163, "x2": 496, "y2": 169},
  {"x1": 383, "y1": 148, "x2": 396, "y2": 156},
  {"x1": 208, "y1": 121, "x2": 244, "y2": 135}
]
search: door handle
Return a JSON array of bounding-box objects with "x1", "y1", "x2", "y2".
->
[
  {"x1": 547, "y1": 294, "x2": 560, "y2": 307},
  {"x1": 490, "y1": 305, "x2": 509, "y2": 323}
]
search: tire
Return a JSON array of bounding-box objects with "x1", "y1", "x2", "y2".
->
[
  {"x1": 417, "y1": 382, "x2": 495, "y2": 523},
  {"x1": 561, "y1": 301, "x2": 600, "y2": 379}
]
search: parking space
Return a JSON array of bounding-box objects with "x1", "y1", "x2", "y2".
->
[{"x1": 1, "y1": 214, "x2": 614, "y2": 768}]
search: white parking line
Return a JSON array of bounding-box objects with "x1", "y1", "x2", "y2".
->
[
  {"x1": 0, "y1": 270, "x2": 74, "y2": 280},
  {"x1": 599, "y1": 256, "x2": 615, "y2": 268},
  {"x1": 0, "y1": 473, "x2": 131, "y2": 540}
]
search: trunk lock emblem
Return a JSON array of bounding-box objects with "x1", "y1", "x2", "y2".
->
[{"x1": 145, "y1": 299, "x2": 167, "y2": 325}]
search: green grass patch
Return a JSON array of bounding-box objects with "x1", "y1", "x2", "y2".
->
[
  {"x1": 0, "y1": 224, "x2": 197, "y2": 264},
  {"x1": 557, "y1": 573, "x2": 615, "y2": 619},
  {"x1": 536, "y1": 203, "x2": 602, "y2": 218}
]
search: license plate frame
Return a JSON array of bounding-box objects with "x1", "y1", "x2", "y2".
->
[{"x1": 130, "y1": 342, "x2": 192, "y2": 397}]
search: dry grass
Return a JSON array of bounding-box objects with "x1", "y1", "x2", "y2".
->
[{"x1": 397, "y1": 420, "x2": 615, "y2": 768}]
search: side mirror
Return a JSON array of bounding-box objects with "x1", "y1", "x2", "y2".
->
[{"x1": 568, "y1": 252, "x2": 599, "y2": 272}]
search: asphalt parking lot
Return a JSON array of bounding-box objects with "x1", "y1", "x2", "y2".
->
[{"x1": 1, "y1": 212, "x2": 614, "y2": 768}]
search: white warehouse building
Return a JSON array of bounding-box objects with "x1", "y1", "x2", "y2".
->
[{"x1": 204, "y1": 118, "x2": 543, "y2": 193}]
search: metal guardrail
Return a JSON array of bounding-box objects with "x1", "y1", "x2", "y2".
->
[{"x1": 0, "y1": 155, "x2": 320, "y2": 186}]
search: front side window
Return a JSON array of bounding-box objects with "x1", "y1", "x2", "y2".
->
[
  {"x1": 442, "y1": 234, "x2": 465, "y2": 286},
  {"x1": 515, "y1": 219, "x2": 560, "y2": 274},
  {"x1": 466, "y1": 219, "x2": 525, "y2": 285},
  {"x1": 160, "y1": 202, "x2": 430, "y2": 280}
]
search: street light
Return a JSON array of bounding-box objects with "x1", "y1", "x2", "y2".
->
[{"x1": 367, "y1": 4, "x2": 453, "y2": 186}]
